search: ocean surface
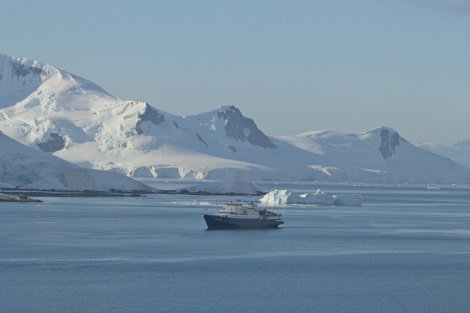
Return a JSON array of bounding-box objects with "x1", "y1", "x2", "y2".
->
[{"x1": 1, "y1": 182, "x2": 470, "y2": 313}]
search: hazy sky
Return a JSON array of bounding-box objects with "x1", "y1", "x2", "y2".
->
[{"x1": 2, "y1": 0, "x2": 469, "y2": 144}]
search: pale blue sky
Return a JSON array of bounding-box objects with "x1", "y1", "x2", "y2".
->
[{"x1": 2, "y1": 0, "x2": 470, "y2": 144}]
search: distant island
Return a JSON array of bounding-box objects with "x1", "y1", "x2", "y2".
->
[{"x1": 0, "y1": 193, "x2": 41, "y2": 202}]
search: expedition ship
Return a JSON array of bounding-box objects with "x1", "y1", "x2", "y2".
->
[{"x1": 203, "y1": 200, "x2": 284, "y2": 229}]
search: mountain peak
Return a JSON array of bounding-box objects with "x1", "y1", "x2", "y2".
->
[
  {"x1": 0, "y1": 53, "x2": 109, "y2": 110},
  {"x1": 217, "y1": 105, "x2": 276, "y2": 149},
  {"x1": 136, "y1": 103, "x2": 166, "y2": 134},
  {"x1": 0, "y1": 53, "x2": 55, "y2": 108}
]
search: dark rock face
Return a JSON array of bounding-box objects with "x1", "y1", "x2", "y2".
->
[
  {"x1": 9, "y1": 61, "x2": 46, "y2": 78},
  {"x1": 136, "y1": 103, "x2": 165, "y2": 134},
  {"x1": 196, "y1": 133, "x2": 208, "y2": 147},
  {"x1": 218, "y1": 106, "x2": 276, "y2": 149},
  {"x1": 37, "y1": 133, "x2": 65, "y2": 152},
  {"x1": 379, "y1": 128, "x2": 401, "y2": 159}
]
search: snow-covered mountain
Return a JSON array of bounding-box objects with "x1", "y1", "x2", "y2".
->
[
  {"x1": 0, "y1": 131, "x2": 155, "y2": 192},
  {"x1": 2, "y1": 52, "x2": 470, "y2": 184},
  {"x1": 277, "y1": 128, "x2": 470, "y2": 183},
  {"x1": 419, "y1": 140, "x2": 470, "y2": 169}
]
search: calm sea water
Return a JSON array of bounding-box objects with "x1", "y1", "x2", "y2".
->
[{"x1": 1, "y1": 182, "x2": 470, "y2": 313}]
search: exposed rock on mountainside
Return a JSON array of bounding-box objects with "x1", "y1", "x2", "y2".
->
[
  {"x1": 136, "y1": 103, "x2": 166, "y2": 134},
  {"x1": 218, "y1": 106, "x2": 276, "y2": 149},
  {"x1": 37, "y1": 133, "x2": 66, "y2": 152},
  {"x1": 379, "y1": 128, "x2": 401, "y2": 159}
]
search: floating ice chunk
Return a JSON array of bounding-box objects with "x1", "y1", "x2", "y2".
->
[{"x1": 260, "y1": 189, "x2": 362, "y2": 206}]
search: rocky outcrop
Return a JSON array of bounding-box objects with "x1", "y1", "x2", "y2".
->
[
  {"x1": 379, "y1": 128, "x2": 401, "y2": 159},
  {"x1": 136, "y1": 103, "x2": 166, "y2": 134},
  {"x1": 218, "y1": 106, "x2": 276, "y2": 149},
  {"x1": 37, "y1": 133, "x2": 66, "y2": 152}
]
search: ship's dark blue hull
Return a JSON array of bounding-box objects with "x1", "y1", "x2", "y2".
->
[{"x1": 203, "y1": 214, "x2": 283, "y2": 230}]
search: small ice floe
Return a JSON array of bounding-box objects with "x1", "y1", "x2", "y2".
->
[{"x1": 259, "y1": 189, "x2": 362, "y2": 206}]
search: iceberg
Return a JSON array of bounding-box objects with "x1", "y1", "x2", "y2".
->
[{"x1": 260, "y1": 189, "x2": 362, "y2": 206}]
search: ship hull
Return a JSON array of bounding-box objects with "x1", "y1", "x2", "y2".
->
[{"x1": 203, "y1": 214, "x2": 283, "y2": 230}]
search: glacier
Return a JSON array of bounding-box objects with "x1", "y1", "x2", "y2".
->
[{"x1": 0, "y1": 131, "x2": 156, "y2": 192}]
